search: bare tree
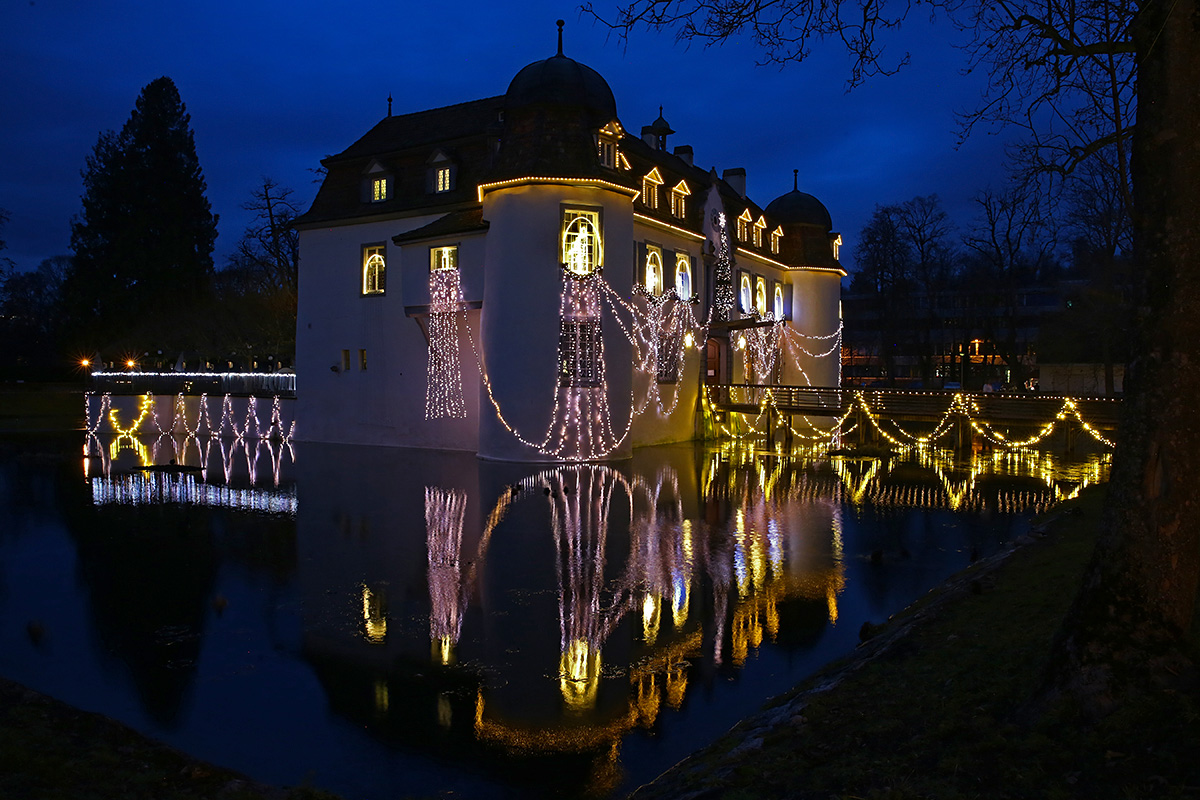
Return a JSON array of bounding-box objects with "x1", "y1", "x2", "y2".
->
[
  {"x1": 584, "y1": 0, "x2": 1200, "y2": 716},
  {"x1": 229, "y1": 177, "x2": 300, "y2": 300}
]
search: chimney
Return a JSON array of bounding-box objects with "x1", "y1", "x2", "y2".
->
[
  {"x1": 673, "y1": 145, "x2": 693, "y2": 166},
  {"x1": 723, "y1": 167, "x2": 746, "y2": 198},
  {"x1": 641, "y1": 125, "x2": 659, "y2": 150}
]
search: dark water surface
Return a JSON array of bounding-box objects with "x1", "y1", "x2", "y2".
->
[{"x1": 0, "y1": 432, "x2": 1108, "y2": 798}]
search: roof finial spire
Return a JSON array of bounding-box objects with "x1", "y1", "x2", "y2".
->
[
  {"x1": 387, "y1": 93, "x2": 393, "y2": 117},
  {"x1": 659, "y1": 105, "x2": 663, "y2": 116},
  {"x1": 793, "y1": 168, "x2": 798, "y2": 191},
  {"x1": 557, "y1": 19, "x2": 564, "y2": 55}
]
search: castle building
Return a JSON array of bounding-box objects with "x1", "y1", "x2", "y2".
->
[{"x1": 294, "y1": 25, "x2": 845, "y2": 461}]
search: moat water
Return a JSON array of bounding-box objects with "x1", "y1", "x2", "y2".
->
[{"x1": 0, "y1": 431, "x2": 1108, "y2": 798}]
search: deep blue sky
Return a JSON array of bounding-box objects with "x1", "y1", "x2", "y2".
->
[{"x1": 1, "y1": 0, "x2": 1011, "y2": 275}]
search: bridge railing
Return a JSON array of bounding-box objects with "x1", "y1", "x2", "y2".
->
[
  {"x1": 707, "y1": 384, "x2": 1122, "y2": 430},
  {"x1": 89, "y1": 371, "x2": 296, "y2": 398}
]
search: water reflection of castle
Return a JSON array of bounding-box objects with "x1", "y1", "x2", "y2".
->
[{"x1": 77, "y1": 430, "x2": 1109, "y2": 796}]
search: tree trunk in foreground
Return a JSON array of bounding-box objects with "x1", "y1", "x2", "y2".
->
[{"x1": 1046, "y1": 0, "x2": 1200, "y2": 715}]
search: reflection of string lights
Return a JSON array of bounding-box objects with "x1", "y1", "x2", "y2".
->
[{"x1": 426, "y1": 486, "x2": 468, "y2": 664}]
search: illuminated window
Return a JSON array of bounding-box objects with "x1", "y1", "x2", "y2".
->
[
  {"x1": 341, "y1": 349, "x2": 351, "y2": 371},
  {"x1": 739, "y1": 274, "x2": 752, "y2": 313},
  {"x1": 362, "y1": 245, "x2": 386, "y2": 295},
  {"x1": 675, "y1": 253, "x2": 691, "y2": 299},
  {"x1": 755, "y1": 277, "x2": 767, "y2": 316},
  {"x1": 737, "y1": 209, "x2": 753, "y2": 241},
  {"x1": 430, "y1": 245, "x2": 458, "y2": 272},
  {"x1": 670, "y1": 180, "x2": 690, "y2": 219},
  {"x1": 371, "y1": 177, "x2": 389, "y2": 202},
  {"x1": 753, "y1": 216, "x2": 767, "y2": 247},
  {"x1": 562, "y1": 207, "x2": 602, "y2": 276},
  {"x1": 558, "y1": 319, "x2": 602, "y2": 387},
  {"x1": 359, "y1": 349, "x2": 368, "y2": 371},
  {"x1": 641, "y1": 167, "x2": 663, "y2": 211},
  {"x1": 597, "y1": 122, "x2": 622, "y2": 169},
  {"x1": 771, "y1": 226, "x2": 783, "y2": 255},
  {"x1": 435, "y1": 167, "x2": 452, "y2": 193},
  {"x1": 773, "y1": 284, "x2": 784, "y2": 319},
  {"x1": 645, "y1": 245, "x2": 663, "y2": 295}
]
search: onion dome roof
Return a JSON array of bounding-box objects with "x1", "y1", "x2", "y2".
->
[
  {"x1": 765, "y1": 181, "x2": 833, "y2": 231},
  {"x1": 504, "y1": 23, "x2": 617, "y2": 126}
]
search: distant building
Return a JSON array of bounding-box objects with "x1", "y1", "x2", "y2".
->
[{"x1": 295, "y1": 25, "x2": 845, "y2": 460}]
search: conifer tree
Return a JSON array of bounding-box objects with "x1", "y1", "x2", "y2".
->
[{"x1": 64, "y1": 76, "x2": 217, "y2": 356}]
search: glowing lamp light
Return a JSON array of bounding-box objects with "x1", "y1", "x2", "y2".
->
[
  {"x1": 683, "y1": 332, "x2": 694, "y2": 348},
  {"x1": 80, "y1": 358, "x2": 91, "y2": 368},
  {"x1": 737, "y1": 335, "x2": 747, "y2": 350},
  {"x1": 125, "y1": 359, "x2": 136, "y2": 369}
]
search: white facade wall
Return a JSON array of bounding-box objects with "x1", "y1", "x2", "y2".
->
[
  {"x1": 478, "y1": 184, "x2": 635, "y2": 461},
  {"x1": 297, "y1": 215, "x2": 480, "y2": 450}
]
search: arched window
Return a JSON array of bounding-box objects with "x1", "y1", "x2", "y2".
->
[
  {"x1": 739, "y1": 274, "x2": 752, "y2": 314},
  {"x1": 562, "y1": 208, "x2": 602, "y2": 276},
  {"x1": 755, "y1": 277, "x2": 767, "y2": 316},
  {"x1": 675, "y1": 253, "x2": 691, "y2": 299},
  {"x1": 773, "y1": 285, "x2": 785, "y2": 319},
  {"x1": 362, "y1": 245, "x2": 386, "y2": 295},
  {"x1": 645, "y1": 246, "x2": 663, "y2": 295}
]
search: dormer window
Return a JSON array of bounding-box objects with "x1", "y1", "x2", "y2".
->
[
  {"x1": 362, "y1": 160, "x2": 392, "y2": 204},
  {"x1": 753, "y1": 216, "x2": 767, "y2": 248},
  {"x1": 736, "y1": 209, "x2": 752, "y2": 242},
  {"x1": 372, "y1": 177, "x2": 389, "y2": 202},
  {"x1": 427, "y1": 150, "x2": 456, "y2": 194},
  {"x1": 771, "y1": 226, "x2": 784, "y2": 255},
  {"x1": 597, "y1": 122, "x2": 622, "y2": 169},
  {"x1": 641, "y1": 167, "x2": 663, "y2": 211},
  {"x1": 670, "y1": 180, "x2": 689, "y2": 219}
]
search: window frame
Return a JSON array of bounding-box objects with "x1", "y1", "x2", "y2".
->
[
  {"x1": 362, "y1": 243, "x2": 387, "y2": 296},
  {"x1": 429, "y1": 244, "x2": 459, "y2": 272},
  {"x1": 645, "y1": 244, "x2": 664, "y2": 296},
  {"x1": 561, "y1": 205, "x2": 604, "y2": 276},
  {"x1": 675, "y1": 252, "x2": 692, "y2": 300}
]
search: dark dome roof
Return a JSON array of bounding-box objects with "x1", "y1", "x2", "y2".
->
[
  {"x1": 765, "y1": 189, "x2": 833, "y2": 230},
  {"x1": 505, "y1": 53, "x2": 617, "y2": 125}
]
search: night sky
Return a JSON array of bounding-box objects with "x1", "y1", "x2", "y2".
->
[{"x1": 1, "y1": 0, "x2": 1012, "y2": 276}]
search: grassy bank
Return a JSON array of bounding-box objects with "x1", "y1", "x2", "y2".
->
[
  {"x1": 633, "y1": 486, "x2": 1199, "y2": 800},
  {"x1": 0, "y1": 382, "x2": 84, "y2": 432},
  {"x1": 0, "y1": 678, "x2": 339, "y2": 800}
]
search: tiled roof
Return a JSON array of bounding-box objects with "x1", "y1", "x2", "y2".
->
[{"x1": 392, "y1": 208, "x2": 488, "y2": 244}]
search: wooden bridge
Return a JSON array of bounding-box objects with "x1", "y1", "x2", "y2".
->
[{"x1": 706, "y1": 384, "x2": 1122, "y2": 449}]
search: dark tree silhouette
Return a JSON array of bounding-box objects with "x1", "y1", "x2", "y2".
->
[{"x1": 63, "y1": 76, "x2": 218, "y2": 358}]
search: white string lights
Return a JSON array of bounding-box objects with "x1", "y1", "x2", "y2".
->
[
  {"x1": 86, "y1": 391, "x2": 295, "y2": 442},
  {"x1": 426, "y1": 268, "x2": 468, "y2": 419}
]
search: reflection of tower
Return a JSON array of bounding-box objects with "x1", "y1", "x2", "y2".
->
[
  {"x1": 549, "y1": 466, "x2": 621, "y2": 710},
  {"x1": 426, "y1": 486, "x2": 468, "y2": 664}
]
